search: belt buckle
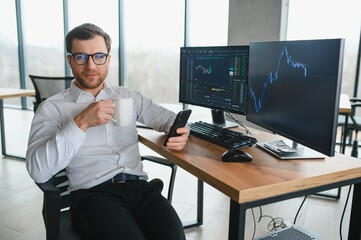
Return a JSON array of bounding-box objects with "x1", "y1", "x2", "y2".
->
[{"x1": 111, "y1": 176, "x2": 126, "y2": 184}]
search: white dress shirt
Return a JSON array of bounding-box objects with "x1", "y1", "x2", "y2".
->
[{"x1": 26, "y1": 82, "x2": 176, "y2": 192}]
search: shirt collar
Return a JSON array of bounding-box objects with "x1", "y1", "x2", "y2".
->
[{"x1": 69, "y1": 81, "x2": 113, "y2": 103}]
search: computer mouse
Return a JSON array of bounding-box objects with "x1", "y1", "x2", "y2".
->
[{"x1": 221, "y1": 149, "x2": 253, "y2": 162}]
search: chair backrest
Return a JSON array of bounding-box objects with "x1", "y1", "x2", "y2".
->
[{"x1": 29, "y1": 75, "x2": 74, "y2": 112}]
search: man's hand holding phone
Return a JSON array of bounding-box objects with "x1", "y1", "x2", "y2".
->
[{"x1": 164, "y1": 109, "x2": 192, "y2": 151}]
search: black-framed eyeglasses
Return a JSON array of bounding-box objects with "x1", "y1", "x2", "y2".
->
[{"x1": 68, "y1": 52, "x2": 109, "y2": 65}]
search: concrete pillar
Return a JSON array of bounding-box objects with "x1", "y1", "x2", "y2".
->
[
  {"x1": 227, "y1": 0, "x2": 289, "y2": 130},
  {"x1": 228, "y1": 0, "x2": 289, "y2": 45}
]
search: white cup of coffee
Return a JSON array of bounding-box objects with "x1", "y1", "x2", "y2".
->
[{"x1": 111, "y1": 98, "x2": 133, "y2": 127}]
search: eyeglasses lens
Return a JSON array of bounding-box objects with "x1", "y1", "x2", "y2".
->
[
  {"x1": 93, "y1": 53, "x2": 107, "y2": 64},
  {"x1": 73, "y1": 53, "x2": 107, "y2": 65}
]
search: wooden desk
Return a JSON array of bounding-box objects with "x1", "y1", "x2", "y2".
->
[
  {"x1": 339, "y1": 93, "x2": 352, "y2": 114},
  {"x1": 138, "y1": 127, "x2": 361, "y2": 240},
  {"x1": 0, "y1": 88, "x2": 35, "y2": 159}
]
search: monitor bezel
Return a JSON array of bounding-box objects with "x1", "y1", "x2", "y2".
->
[
  {"x1": 179, "y1": 45, "x2": 250, "y2": 116},
  {"x1": 246, "y1": 38, "x2": 345, "y2": 157}
]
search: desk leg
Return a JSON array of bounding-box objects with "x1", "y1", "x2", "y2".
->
[
  {"x1": 196, "y1": 179, "x2": 204, "y2": 226},
  {"x1": 0, "y1": 101, "x2": 26, "y2": 160},
  {"x1": 0, "y1": 99, "x2": 6, "y2": 156},
  {"x1": 342, "y1": 113, "x2": 349, "y2": 154},
  {"x1": 229, "y1": 200, "x2": 246, "y2": 240},
  {"x1": 183, "y1": 179, "x2": 204, "y2": 229},
  {"x1": 348, "y1": 183, "x2": 361, "y2": 240}
]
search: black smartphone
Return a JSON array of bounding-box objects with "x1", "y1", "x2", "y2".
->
[{"x1": 163, "y1": 109, "x2": 192, "y2": 146}]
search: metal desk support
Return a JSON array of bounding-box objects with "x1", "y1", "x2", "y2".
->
[{"x1": 0, "y1": 88, "x2": 35, "y2": 160}]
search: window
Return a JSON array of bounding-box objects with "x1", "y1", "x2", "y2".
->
[
  {"x1": 122, "y1": 0, "x2": 184, "y2": 104},
  {"x1": 0, "y1": 0, "x2": 20, "y2": 89},
  {"x1": 187, "y1": 0, "x2": 229, "y2": 46},
  {"x1": 21, "y1": 0, "x2": 65, "y2": 107},
  {"x1": 23, "y1": 0, "x2": 65, "y2": 82},
  {"x1": 122, "y1": 0, "x2": 229, "y2": 104},
  {"x1": 68, "y1": 0, "x2": 119, "y2": 87},
  {"x1": 0, "y1": 0, "x2": 21, "y2": 106},
  {"x1": 287, "y1": 0, "x2": 361, "y2": 97}
]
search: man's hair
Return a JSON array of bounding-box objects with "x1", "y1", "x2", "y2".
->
[{"x1": 65, "y1": 23, "x2": 112, "y2": 53}]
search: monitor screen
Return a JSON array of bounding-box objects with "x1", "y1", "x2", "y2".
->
[
  {"x1": 246, "y1": 39, "x2": 344, "y2": 157},
  {"x1": 179, "y1": 46, "x2": 249, "y2": 126}
]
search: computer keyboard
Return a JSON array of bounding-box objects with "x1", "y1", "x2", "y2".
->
[{"x1": 189, "y1": 121, "x2": 257, "y2": 149}]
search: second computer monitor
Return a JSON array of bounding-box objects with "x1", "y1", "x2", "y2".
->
[
  {"x1": 246, "y1": 38, "x2": 345, "y2": 157},
  {"x1": 179, "y1": 45, "x2": 249, "y2": 126}
]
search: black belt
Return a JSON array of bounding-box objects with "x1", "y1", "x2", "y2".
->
[{"x1": 103, "y1": 173, "x2": 139, "y2": 184}]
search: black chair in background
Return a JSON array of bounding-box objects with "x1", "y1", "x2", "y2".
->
[
  {"x1": 338, "y1": 115, "x2": 354, "y2": 148},
  {"x1": 29, "y1": 75, "x2": 74, "y2": 112},
  {"x1": 36, "y1": 155, "x2": 178, "y2": 240},
  {"x1": 337, "y1": 98, "x2": 361, "y2": 157},
  {"x1": 348, "y1": 98, "x2": 361, "y2": 157}
]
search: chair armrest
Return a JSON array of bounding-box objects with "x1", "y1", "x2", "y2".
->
[
  {"x1": 349, "y1": 98, "x2": 361, "y2": 102},
  {"x1": 36, "y1": 179, "x2": 62, "y2": 240},
  {"x1": 141, "y1": 155, "x2": 177, "y2": 203},
  {"x1": 141, "y1": 155, "x2": 175, "y2": 168},
  {"x1": 36, "y1": 180, "x2": 61, "y2": 195},
  {"x1": 351, "y1": 102, "x2": 361, "y2": 108}
]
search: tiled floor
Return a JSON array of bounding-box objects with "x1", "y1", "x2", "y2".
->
[{"x1": 0, "y1": 108, "x2": 356, "y2": 239}]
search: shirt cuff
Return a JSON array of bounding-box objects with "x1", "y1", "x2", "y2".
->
[{"x1": 60, "y1": 119, "x2": 87, "y2": 148}]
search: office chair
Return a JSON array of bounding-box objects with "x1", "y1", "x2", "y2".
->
[
  {"x1": 347, "y1": 98, "x2": 361, "y2": 157},
  {"x1": 337, "y1": 98, "x2": 361, "y2": 157},
  {"x1": 318, "y1": 98, "x2": 361, "y2": 200},
  {"x1": 29, "y1": 75, "x2": 74, "y2": 112},
  {"x1": 36, "y1": 155, "x2": 177, "y2": 240},
  {"x1": 29, "y1": 75, "x2": 179, "y2": 239},
  {"x1": 338, "y1": 114, "x2": 354, "y2": 148}
]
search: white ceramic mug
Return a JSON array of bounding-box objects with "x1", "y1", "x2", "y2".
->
[{"x1": 111, "y1": 98, "x2": 133, "y2": 127}]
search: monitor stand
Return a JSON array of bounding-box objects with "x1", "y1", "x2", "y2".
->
[
  {"x1": 191, "y1": 109, "x2": 238, "y2": 128},
  {"x1": 209, "y1": 109, "x2": 238, "y2": 128},
  {"x1": 257, "y1": 140, "x2": 325, "y2": 160}
]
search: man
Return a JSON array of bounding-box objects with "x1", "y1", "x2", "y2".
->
[{"x1": 26, "y1": 23, "x2": 188, "y2": 240}]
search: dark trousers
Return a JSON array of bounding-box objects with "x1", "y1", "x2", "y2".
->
[{"x1": 70, "y1": 179, "x2": 185, "y2": 240}]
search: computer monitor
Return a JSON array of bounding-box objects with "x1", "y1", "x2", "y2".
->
[
  {"x1": 246, "y1": 39, "x2": 345, "y2": 158},
  {"x1": 179, "y1": 45, "x2": 249, "y2": 127}
]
